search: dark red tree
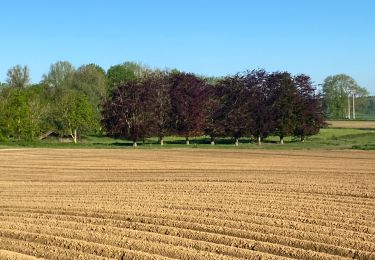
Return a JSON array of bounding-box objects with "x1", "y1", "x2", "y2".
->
[
  {"x1": 244, "y1": 69, "x2": 274, "y2": 145},
  {"x1": 145, "y1": 71, "x2": 172, "y2": 145},
  {"x1": 203, "y1": 84, "x2": 226, "y2": 145},
  {"x1": 293, "y1": 75, "x2": 325, "y2": 141},
  {"x1": 169, "y1": 72, "x2": 210, "y2": 144},
  {"x1": 216, "y1": 74, "x2": 251, "y2": 146},
  {"x1": 101, "y1": 79, "x2": 153, "y2": 146},
  {"x1": 268, "y1": 72, "x2": 298, "y2": 144}
]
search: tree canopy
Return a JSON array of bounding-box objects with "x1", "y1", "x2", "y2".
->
[
  {"x1": 5, "y1": 60, "x2": 369, "y2": 145},
  {"x1": 42, "y1": 61, "x2": 75, "y2": 90},
  {"x1": 322, "y1": 74, "x2": 369, "y2": 119},
  {"x1": 6, "y1": 65, "x2": 30, "y2": 89}
]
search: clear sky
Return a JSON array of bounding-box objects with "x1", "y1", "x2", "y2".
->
[{"x1": 1, "y1": 0, "x2": 374, "y2": 94}]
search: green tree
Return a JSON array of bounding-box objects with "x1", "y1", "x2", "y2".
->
[
  {"x1": 106, "y1": 61, "x2": 149, "y2": 89},
  {"x1": 0, "y1": 85, "x2": 52, "y2": 140},
  {"x1": 24, "y1": 84, "x2": 52, "y2": 140},
  {"x1": 6, "y1": 65, "x2": 30, "y2": 88},
  {"x1": 0, "y1": 87, "x2": 31, "y2": 139},
  {"x1": 72, "y1": 64, "x2": 108, "y2": 129},
  {"x1": 73, "y1": 64, "x2": 107, "y2": 101},
  {"x1": 351, "y1": 85, "x2": 369, "y2": 119},
  {"x1": 356, "y1": 96, "x2": 375, "y2": 117},
  {"x1": 42, "y1": 61, "x2": 75, "y2": 90},
  {"x1": 0, "y1": 88, "x2": 9, "y2": 140},
  {"x1": 322, "y1": 74, "x2": 368, "y2": 119},
  {"x1": 53, "y1": 90, "x2": 97, "y2": 143}
]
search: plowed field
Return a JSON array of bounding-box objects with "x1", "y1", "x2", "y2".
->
[
  {"x1": 0, "y1": 148, "x2": 374, "y2": 259},
  {"x1": 327, "y1": 120, "x2": 375, "y2": 129}
]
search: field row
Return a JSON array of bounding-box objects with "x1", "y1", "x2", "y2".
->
[
  {"x1": 0, "y1": 207, "x2": 374, "y2": 258},
  {"x1": 0, "y1": 149, "x2": 374, "y2": 259}
]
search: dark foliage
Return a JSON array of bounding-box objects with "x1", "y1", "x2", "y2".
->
[
  {"x1": 203, "y1": 83, "x2": 226, "y2": 143},
  {"x1": 268, "y1": 72, "x2": 298, "y2": 143},
  {"x1": 169, "y1": 72, "x2": 210, "y2": 142},
  {"x1": 244, "y1": 70, "x2": 274, "y2": 144},
  {"x1": 215, "y1": 74, "x2": 251, "y2": 144},
  {"x1": 293, "y1": 75, "x2": 325, "y2": 141},
  {"x1": 102, "y1": 79, "x2": 154, "y2": 145},
  {"x1": 145, "y1": 71, "x2": 172, "y2": 144}
]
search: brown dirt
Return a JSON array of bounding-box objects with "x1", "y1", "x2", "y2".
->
[
  {"x1": 0, "y1": 249, "x2": 42, "y2": 259},
  {"x1": 0, "y1": 148, "x2": 374, "y2": 259},
  {"x1": 327, "y1": 120, "x2": 375, "y2": 129}
]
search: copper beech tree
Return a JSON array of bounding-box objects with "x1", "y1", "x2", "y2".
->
[
  {"x1": 293, "y1": 74, "x2": 325, "y2": 142},
  {"x1": 101, "y1": 78, "x2": 154, "y2": 147},
  {"x1": 146, "y1": 71, "x2": 172, "y2": 145},
  {"x1": 169, "y1": 72, "x2": 211, "y2": 145},
  {"x1": 244, "y1": 70, "x2": 275, "y2": 145},
  {"x1": 206, "y1": 70, "x2": 324, "y2": 145},
  {"x1": 215, "y1": 74, "x2": 251, "y2": 146},
  {"x1": 101, "y1": 69, "x2": 324, "y2": 146}
]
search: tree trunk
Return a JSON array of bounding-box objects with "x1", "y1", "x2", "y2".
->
[
  {"x1": 352, "y1": 94, "x2": 356, "y2": 120},
  {"x1": 210, "y1": 136, "x2": 215, "y2": 145},
  {"x1": 160, "y1": 136, "x2": 164, "y2": 146},
  {"x1": 347, "y1": 95, "x2": 351, "y2": 119},
  {"x1": 133, "y1": 141, "x2": 137, "y2": 147},
  {"x1": 235, "y1": 138, "x2": 239, "y2": 146},
  {"x1": 280, "y1": 136, "x2": 284, "y2": 144},
  {"x1": 257, "y1": 135, "x2": 261, "y2": 146},
  {"x1": 73, "y1": 129, "x2": 77, "y2": 144},
  {"x1": 186, "y1": 137, "x2": 190, "y2": 145}
]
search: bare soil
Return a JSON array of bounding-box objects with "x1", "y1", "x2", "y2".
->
[
  {"x1": 327, "y1": 120, "x2": 375, "y2": 129},
  {"x1": 0, "y1": 149, "x2": 374, "y2": 259}
]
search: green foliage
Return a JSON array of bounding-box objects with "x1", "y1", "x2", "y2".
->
[
  {"x1": 73, "y1": 64, "x2": 108, "y2": 102},
  {"x1": 52, "y1": 89, "x2": 98, "y2": 142},
  {"x1": 42, "y1": 61, "x2": 75, "y2": 89},
  {"x1": 0, "y1": 82, "x2": 9, "y2": 92},
  {"x1": 356, "y1": 96, "x2": 375, "y2": 118},
  {"x1": 0, "y1": 85, "x2": 51, "y2": 140},
  {"x1": 72, "y1": 64, "x2": 108, "y2": 125},
  {"x1": 24, "y1": 84, "x2": 53, "y2": 139},
  {"x1": 0, "y1": 87, "x2": 31, "y2": 139},
  {"x1": 322, "y1": 74, "x2": 369, "y2": 118},
  {"x1": 352, "y1": 144, "x2": 375, "y2": 150},
  {"x1": 6, "y1": 65, "x2": 30, "y2": 88},
  {"x1": 4, "y1": 60, "x2": 361, "y2": 146},
  {"x1": 106, "y1": 61, "x2": 149, "y2": 89}
]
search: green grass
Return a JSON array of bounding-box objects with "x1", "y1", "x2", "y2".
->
[{"x1": 1, "y1": 128, "x2": 375, "y2": 150}]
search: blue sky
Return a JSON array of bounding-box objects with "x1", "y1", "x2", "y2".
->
[{"x1": 1, "y1": 0, "x2": 374, "y2": 94}]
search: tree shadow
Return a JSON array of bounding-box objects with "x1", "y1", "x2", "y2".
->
[{"x1": 92, "y1": 141, "x2": 134, "y2": 147}]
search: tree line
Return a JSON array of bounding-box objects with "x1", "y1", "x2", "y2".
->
[
  {"x1": 321, "y1": 74, "x2": 370, "y2": 119},
  {"x1": 0, "y1": 61, "x2": 325, "y2": 145}
]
